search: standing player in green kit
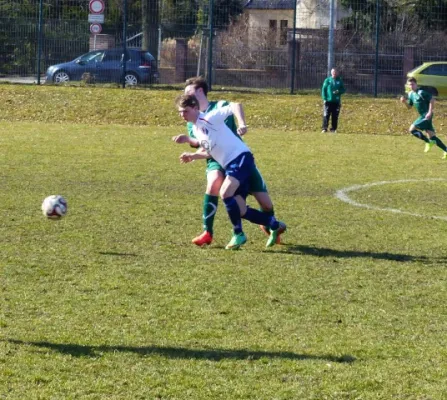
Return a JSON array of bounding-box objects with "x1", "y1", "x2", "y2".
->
[
  {"x1": 172, "y1": 77, "x2": 286, "y2": 246},
  {"x1": 321, "y1": 68, "x2": 345, "y2": 133},
  {"x1": 400, "y1": 77, "x2": 447, "y2": 159}
]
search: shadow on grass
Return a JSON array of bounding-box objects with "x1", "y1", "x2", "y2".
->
[
  {"x1": 6, "y1": 339, "x2": 355, "y2": 363},
  {"x1": 281, "y1": 244, "x2": 439, "y2": 263},
  {"x1": 98, "y1": 252, "x2": 138, "y2": 257}
]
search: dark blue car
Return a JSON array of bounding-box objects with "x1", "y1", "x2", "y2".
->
[{"x1": 46, "y1": 48, "x2": 159, "y2": 85}]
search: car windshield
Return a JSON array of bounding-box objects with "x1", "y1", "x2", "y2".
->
[{"x1": 408, "y1": 65, "x2": 425, "y2": 74}]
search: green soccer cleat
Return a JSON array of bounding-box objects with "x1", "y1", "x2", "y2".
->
[
  {"x1": 443, "y1": 152, "x2": 447, "y2": 160},
  {"x1": 424, "y1": 140, "x2": 435, "y2": 153},
  {"x1": 266, "y1": 228, "x2": 280, "y2": 248},
  {"x1": 225, "y1": 232, "x2": 247, "y2": 250}
]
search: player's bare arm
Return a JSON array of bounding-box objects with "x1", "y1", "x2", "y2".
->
[
  {"x1": 179, "y1": 149, "x2": 210, "y2": 164},
  {"x1": 425, "y1": 99, "x2": 434, "y2": 120},
  {"x1": 229, "y1": 102, "x2": 248, "y2": 136},
  {"x1": 172, "y1": 134, "x2": 200, "y2": 147},
  {"x1": 400, "y1": 96, "x2": 412, "y2": 109}
]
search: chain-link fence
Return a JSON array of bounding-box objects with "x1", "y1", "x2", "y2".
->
[{"x1": 0, "y1": 0, "x2": 446, "y2": 95}]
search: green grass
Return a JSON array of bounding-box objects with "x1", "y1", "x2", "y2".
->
[
  {"x1": 1, "y1": 84, "x2": 446, "y2": 135},
  {"x1": 1, "y1": 85, "x2": 447, "y2": 399}
]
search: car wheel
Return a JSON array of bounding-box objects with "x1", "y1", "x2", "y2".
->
[
  {"x1": 53, "y1": 71, "x2": 70, "y2": 83},
  {"x1": 124, "y1": 73, "x2": 138, "y2": 86},
  {"x1": 420, "y1": 86, "x2": 438, "y2": 96}
]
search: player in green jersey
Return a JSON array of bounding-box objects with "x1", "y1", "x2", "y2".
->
[
  {"x1": 400, "y1": 77, "x2": 447, "y2": 159},
  {"x1": 172, "y1": 76, "x2": 286, "y2": 246},
  {"x1": 321, "y1": 68, "x2": 345, "y2": 133}
]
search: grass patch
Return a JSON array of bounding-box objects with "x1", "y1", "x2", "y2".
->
[
  {"x1": 1, "y1": 84, "x2": 446, "y2": 135},
  {"x1": 0, "y1": 86, "x2": 446, "y2": 399}
]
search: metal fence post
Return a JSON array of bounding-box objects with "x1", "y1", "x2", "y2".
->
[
  {"x1": 290, "y1": 0, "x2": 298, "y2": 94},
  {"x1": 36, "y1": 0, "x2": 43, "y2": 84},
  {"x1": 327, "y1": 0, "x2": 335, "y2": 76},
  {"x1": 207, "y1": 0, "x2": 214, "y2": 91},
  {"x1": 158, "y1": 26, "x2": 162, "y2": 68},
  {"x1": 374, "y1": 0, "x2": 380, "y2": 97},
  {"x1": 121, "y1": 0, "x2": 128, "y2": 88}
]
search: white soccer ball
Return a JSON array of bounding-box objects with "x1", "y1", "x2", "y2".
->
[{"x1": 41, "y1": 195, "x2": 68, "y2": 219}]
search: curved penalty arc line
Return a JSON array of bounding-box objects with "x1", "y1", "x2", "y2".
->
[{"x1": 335, "y1": 178, "x2": 447, "y2": 222}]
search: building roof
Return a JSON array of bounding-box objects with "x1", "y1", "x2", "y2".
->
[{"x1": 244, "y1": 0, "x2": 296, "y2": 10}]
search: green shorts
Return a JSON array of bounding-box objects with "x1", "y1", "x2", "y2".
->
[
  {"x1": 413, "y1": 116, "x2": 435, "y2": 133},
  {"x1": 206, "y1": 159, "x2": 224, "y2": 173},
  {"x1": 205, "y1": 159, "x2": 268, "y2": 193},
  {"x1": 248, "y1": 166, "x2": 268, "y2": 193}
]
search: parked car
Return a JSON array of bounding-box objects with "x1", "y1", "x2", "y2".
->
[
  {"x1": 46, "y1": 48, "x2": 159, "y2": 85},
  {"x1": 406, "y1": 62, "x2": 447, "y2": 96}
]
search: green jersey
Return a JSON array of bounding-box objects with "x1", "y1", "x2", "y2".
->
[
  {"x1": 408, "y1": 90, "x2": 432, "y2": 118},
  {"x1": 321, "y1": 76, "x2": 345, "y2": 103},
  {"x1": 187, "y1": 100, "x2": 237, "y2": 139}
]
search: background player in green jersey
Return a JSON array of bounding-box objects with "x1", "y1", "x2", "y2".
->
[
  {"x1": 321, "y1": 68, "x2": 345, "y2": 133},
  {"x1": 172, "y1": 76, "x2": 285, "y2": 246},
  {"x1": 400, "y1": 77, "x2": 447, "y2": 159}
]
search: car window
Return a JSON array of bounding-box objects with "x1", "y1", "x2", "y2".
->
[
  {"x1": 420, "y1": 64, "x2": 447, "y2": 76},
  {"x1": 143, "y1": 52, "x2": 155, "y2": 62},
  {"x1": 103, "y1": 50, "x2": 123, "y2": 62},
  {"x1": 79, "y1": 51, "x2": 104, "y2": 63},
  {"x1": 126, "y1": 50, "x2": 139, "y2": 62}
]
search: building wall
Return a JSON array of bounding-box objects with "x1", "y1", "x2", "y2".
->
[
  {"x1": 296, "y1": 0, "x2": 350, "y2": 29},
  {"x1": 242, "y1": 3, "x2": 351, "y2": 45},
  {"x1": 246, "y1": 9, "x2": 295, "y2": 47}
]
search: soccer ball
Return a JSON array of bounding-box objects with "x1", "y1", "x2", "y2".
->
[{"x1": 41, "y1": 195, "x2": 68, "y2": 219}]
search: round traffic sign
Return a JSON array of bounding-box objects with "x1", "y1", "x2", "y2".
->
[
  {"x1": 90, "y1": 23, "x2": 102, "y2": 34},
  {"x1": 89, "y1": 0, "x2": 105, "y2": 14}
]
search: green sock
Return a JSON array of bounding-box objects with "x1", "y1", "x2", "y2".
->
[
  {"x1": 411, "y1": 130, "x2": 429, "y2": 143},
  {"x1": 203, "y1": 194, "x2": 218, "y2": 235},
  {"x1": 431, "y1": 136, "x2": 447, "y2": 151},
  {"x1": 261, "y1": 208, "x2": 274, "y2": 232}
]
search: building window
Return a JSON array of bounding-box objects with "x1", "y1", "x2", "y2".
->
[
  {"x1": 269, "y1": 19, "x2": 277, "y2": 46},
  {"x1": 280, "y1": 20, "x2": 288, "y2": 45}
]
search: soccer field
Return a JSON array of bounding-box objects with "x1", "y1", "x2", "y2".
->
[{"x1": 1, "y1": 109, "x2": 446, "y2": 398}]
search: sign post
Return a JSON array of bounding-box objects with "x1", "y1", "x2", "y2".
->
[{"x1": 88, "y1": 0, "x2": 105, "y2": 51}]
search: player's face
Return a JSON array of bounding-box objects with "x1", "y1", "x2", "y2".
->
[
  {"x1": 178, "y1": 106, "x2": 197, "y2": 123},
  {"x1": 408, "y1": 81, "x2": 417, "y2": 91},
  {"x1": 331, "y1": 69, "x2": 338, "y2": 78}
]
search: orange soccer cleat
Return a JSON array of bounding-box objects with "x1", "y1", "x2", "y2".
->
[
  {"x1": 192, "y1": 231, "x2": 213, "y2": 247},
  {"x1": 259, "y1": 222, "x2": 287, "y2": 244}
]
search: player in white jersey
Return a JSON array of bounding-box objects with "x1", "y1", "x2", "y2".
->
[
  {"x1": 172, "y1": 76, "x2": 285, "y2": 247},
  {"x1": 175, "y1": 94, "x2": 282, "y2": 250}
]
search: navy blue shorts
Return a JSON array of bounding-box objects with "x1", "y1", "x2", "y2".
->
[{"x1": 225, "y1": 152, "x2": 255, "y2": 199}]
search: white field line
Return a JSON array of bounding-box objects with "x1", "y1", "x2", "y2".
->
[{"x1": 335, "y1": 178, "x2": 447, "y2": 221}]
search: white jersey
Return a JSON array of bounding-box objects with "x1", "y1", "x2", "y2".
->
[{"x1": 191, "y1": 106, "x2": 251, "y2": 168}]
